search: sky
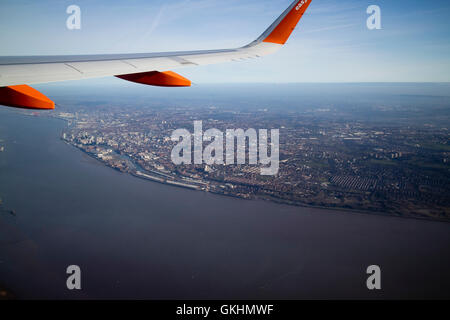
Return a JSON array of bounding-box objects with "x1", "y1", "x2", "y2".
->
[{"x1": 0, "y1": 0, "x2": 450, "y2": 83}]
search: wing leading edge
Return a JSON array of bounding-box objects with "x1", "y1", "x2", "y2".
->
[{"x1": 0, "y1": 0, "x2": 312, "y2": 109}]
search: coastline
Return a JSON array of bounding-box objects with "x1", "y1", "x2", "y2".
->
[
  {"x1": 40, "y1": 110, "x2": 449, "y2": 224},
  {"x1": 63, "y1": 137, "x2": 450, "y2": 224}
]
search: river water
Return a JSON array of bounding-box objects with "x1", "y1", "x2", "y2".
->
[{"x1": 0, "y1": 107, "x2": 449, "y2": 299}]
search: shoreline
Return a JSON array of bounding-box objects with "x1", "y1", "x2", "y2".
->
[
  {"x1": 64, "y1": 138, "x2": 450, "y2": 224},
  {"x1": 45, "y1": 111, "x2": 449, "y2": 224}
]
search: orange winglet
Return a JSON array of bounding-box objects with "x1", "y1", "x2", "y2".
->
[
  {"x1": 116, "y1": 71, "x2": 191, "y2": 87},
  {"x1": 263, "y1": 0, "x2": 311, "y2": 45},
  {"x1": 0, "y1": 85, "x2": 55, "y2": 110}
]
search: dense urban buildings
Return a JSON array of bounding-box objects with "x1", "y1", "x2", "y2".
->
[{"x1": 56, "y1": 100, "x2": 450, "y2": 222}]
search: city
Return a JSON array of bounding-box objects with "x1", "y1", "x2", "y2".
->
[{"x1": 55, "y1": 102, "x2": 450, "y2": 222}]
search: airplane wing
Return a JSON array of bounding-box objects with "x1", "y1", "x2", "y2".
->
[{"x1": 0, "y1": 0, "x2": 312, "y2": 110}]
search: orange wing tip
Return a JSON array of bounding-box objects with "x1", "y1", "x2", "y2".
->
[
  {"x1": 116, "y1": 71, "x2": 191, "y2": 87},
  {"x1": 263, "y1": 0, "x2": 311, "y2": 45},
  {"x1": 0, "y1": 85, "x2": 55, "y2": 110}
]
